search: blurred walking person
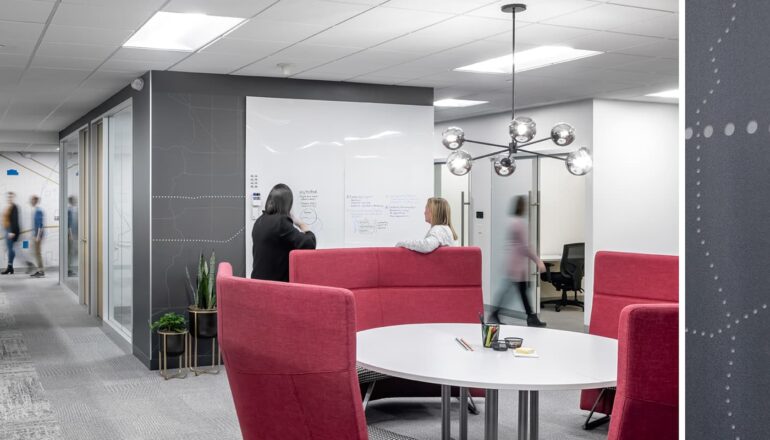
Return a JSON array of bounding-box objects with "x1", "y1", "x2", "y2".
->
[
  {"x1": 30, "y1": 196, "x2": 45, "y2": 278},
  {"x1": 2, "y1": 192, "x2": 20, "y2": 274}
]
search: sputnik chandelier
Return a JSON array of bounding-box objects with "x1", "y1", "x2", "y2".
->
[{"x1": 441, "y1": 3, "x2": 593, "y2": 177}]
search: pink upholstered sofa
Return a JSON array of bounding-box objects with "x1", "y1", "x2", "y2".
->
[
  {"x1": 582, "y1": 251, "x2": 678, "y2": 428},
  {"x1": 289, "y1": 246, "x2": 484, "y2": 400}
]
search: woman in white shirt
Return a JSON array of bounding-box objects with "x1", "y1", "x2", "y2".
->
[{"x1": 396, "y1": 197, "x2": 457, "y2": 253}]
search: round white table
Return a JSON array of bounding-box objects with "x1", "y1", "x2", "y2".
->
[{"x1": 357, "y1": 323, "x2": 617, "y2": 440}]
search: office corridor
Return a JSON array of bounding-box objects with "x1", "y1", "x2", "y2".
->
[{"x1": 0, "y1": 275, "x2": 607, "y2": 440}]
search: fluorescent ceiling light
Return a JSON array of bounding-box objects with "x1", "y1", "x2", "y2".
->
[
  {"x1": 455, "y1": 46, "x2": 603, "y2": 74},
  {"x1": 645, "y1": 89, "x2": 679, "y2": 99},
  {"x1": 434, "y1": 99, "x2": 488, "y2": 108},
  {"x1": 124, "y1": 11, "x2": 245, "y2": 51}
]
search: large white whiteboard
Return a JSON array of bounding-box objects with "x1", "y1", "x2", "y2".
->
[{"x1": 245, "y1": 97, "x2": 434, "y2": 269}]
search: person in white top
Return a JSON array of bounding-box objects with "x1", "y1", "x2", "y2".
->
[
  {"x1": 494, "y1": 195, "x2": 547, "y2": 327},
  {"x1": 396, "y1": 197, "x2": 457, "y2": 253}
]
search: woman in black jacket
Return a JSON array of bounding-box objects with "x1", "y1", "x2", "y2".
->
[
  {"x1": 251, "y1": 184, "x2": 316, "y2": 282},
  {"x1": 2, "y1": 192, "x2": 20, "y2": 274}
]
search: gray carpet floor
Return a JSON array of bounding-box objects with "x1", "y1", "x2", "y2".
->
[{"x1": 0, "y1": 274, "x2": 609, "y2": 440}]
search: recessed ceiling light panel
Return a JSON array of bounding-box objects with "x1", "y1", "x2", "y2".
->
[
  {"x1": 434, "y1": 99, "x2": 488, "y2": 108},
  {"x1": 645, "y1": 89, "x2": 679, "y2": 99},
  {"x1": 123, "y1": 11, "x2": 245, "y2": 51},
  {"x1": 455, "y1": 46, "x2": 603, "y2": 74}
]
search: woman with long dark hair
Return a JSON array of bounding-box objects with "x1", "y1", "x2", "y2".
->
[{"x1": 250, "y1": 183, "x2": 316, "y2": 282}]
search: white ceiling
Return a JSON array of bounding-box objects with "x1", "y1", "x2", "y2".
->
[{"x1": 0, "y1": 0, "x2": 678, "y2": 150}]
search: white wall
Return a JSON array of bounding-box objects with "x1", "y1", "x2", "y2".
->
[
  {"x1": 0, "y1": 152, "x2": 60, "y2": 268},
  {"x1": 584, "y1": 100, "x2": 679, "y2": 325}
]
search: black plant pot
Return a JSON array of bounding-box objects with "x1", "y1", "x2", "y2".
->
[
  {"x1": 189, "y1": 308, "x2": 218, "y2": 339},
  {"x1": 158, "y1": 331, "x2": 187, "y2": 357}
]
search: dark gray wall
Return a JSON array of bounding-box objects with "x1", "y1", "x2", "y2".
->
[
  {"x1": 148, "y1": 71, "x2": 432, "y2": 368},
  {"x1": 686, "y1": 2, "x2": 770, "y2": 438},
  {"x1": 60, "y1": 71, "x2": 153, "y2": 364}
]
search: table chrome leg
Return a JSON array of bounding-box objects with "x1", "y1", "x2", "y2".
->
[
  {"x1": 518, "y1": 391, "x2": 529, "y2": 440},
  {"x1": 441, "y1": 385, "x2": 451, "y2": 440},
  {"x1": 529, "y1": 391, "x2": 539, "y2": 440},
  {"x1": 485, "y1": 389, "x2": 499, "y2": 440},
  {"x1": 459, "y1": 387, "x2": 469, "y2": 440}
]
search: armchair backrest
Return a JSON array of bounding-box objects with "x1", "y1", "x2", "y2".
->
[
  {"x1": 216, "y1": 262, "x2": 367, "y2": 440},
  {"x1": 607, "y1": 304, "x2": 678, "y2": 440}
]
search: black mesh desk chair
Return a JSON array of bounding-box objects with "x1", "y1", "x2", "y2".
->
[{"x1": 540, "y1": 243, "x2": 585, "y2": 312}]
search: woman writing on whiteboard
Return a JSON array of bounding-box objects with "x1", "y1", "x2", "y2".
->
[
  {"x1": 396, "y1": 197, "x2": 457, "y2": 253},
  {"x1": 251, "y1": 183, "x2": 316, "y2": 282}
]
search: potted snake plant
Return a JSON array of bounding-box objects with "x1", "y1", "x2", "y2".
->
[{"x1": 186, "y1": 252, "x2": 217, "y2": 340}]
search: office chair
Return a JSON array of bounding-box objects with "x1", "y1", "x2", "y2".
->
[{"x1": 540, "y1": 243, "x2": 585, "y2": 312}]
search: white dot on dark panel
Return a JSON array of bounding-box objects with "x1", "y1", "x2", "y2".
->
[
  {"x1": 685, "y1": 127, "x2": 693, "y2": 139},
  {"x1": 717, "y1": 79, "x2": 721, "y2": 84},
  {"x1": 711, "y1": 58, "x2": 716, "y2": 63},
  {"x1": 704, "y1": 125, "x2": 713, "y2": 137},
  {"x1": 725, "y1": 123, "x2": 735, "y2": 135},
  {"x1": 709, "y1": 46, "x2": 714, "y2": 51},
  {"x1": 725, "y1": 27, "x2": 730, "y2": 33},
  {"x1": 714, "y1": 68, "x2": 719, "y2": 74},
  {"x1": 718, "y1": 38, "x2": 722, "y2": 43},
  {"x1": 747, "y1": 120, "x2": 758, "y2": 133},
  {"x1": 702, "y1": 99, "x2": 708, "y2": 104},
  {"x1": 732, "y1": 16, "x2": 736, "y2": 21}
]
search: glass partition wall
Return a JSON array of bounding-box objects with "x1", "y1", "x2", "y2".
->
[
  {"x1": 105, "y1": 105, "x2": 133, "y2": 337},
  {"x1": 61, "y1": 130, "x2": 84, "y2": 294}
]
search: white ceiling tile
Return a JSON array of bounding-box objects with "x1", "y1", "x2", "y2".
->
[
  {"x1": 100, "y1": 58, "x2": 174, "y2": 73},
  {"x1": 31, "y1": 55, "x2": 104, "y2": 70},
  {"x1": 111, "y1": 47, "x2": 188, "y2": 63},
  {"x1": 564, "y1": 30, "x2": 662, "y2": 52},
  {"x1": 543, "y1": 3, "x2": 669, "y2": 31},
  {"x1": 52, "y1": 2, "x2": 156, "y2": 30},
  {"x1": 611, "y1": 56, "x2": 678, "y2": 75},
  {"x1": 376, "y1": 16, "x2": 513, "y2": 55},
  {"x1": 225, "y1": 18, "x2": 327, "y2": 42},
  {"x1": 615, "y1": 38, "x2": 677, "y2": 58},
  {"x1": 484, "y1": 23, "x2": 591, "y2": 46},
  {"x1": 36, "y1": 42, "x2": 115, "y2": 59},
  {"x1": 301, "y1": 49, "x2": 421, "y2": 77},
  {"x1": 81, "y1": 71, "x2": 136, "y2": 91},
  {"x1": 550, "y1": 52, "x2": 652, "y2": 70},
  {"x1": 254, "y1": 0, "x2": 372, "y2": 27},
  {"x1": 200, "y1": 38, "x2": 287, "y2": 56},
  {"x1": 0, "y1": 67, "x2": 24, "y2": 90},
  {"x1": 43, "y1": 25, "x2": 134, "y2": 46},
  {"x1": 470, "y1": 0, "x2": 598, "y2": 22},
  {"x1": 0, "y1": 53, "x2": 29, "y2": 68},
  {"x1": 0, "y1": 39, "x2": 36, "y2": 56},
  {"x1": 0, "y1": 20, "x2": 45, "y2": 41},
  {"x1": 613, "y1": 13, "x2": 678, "y2": 38},
  {"x1": 386, "y1": 0, "x2": 495, "y2": 14},
  {"x1": 0, "y1": 0, "x2": 55, "y2": 23},
  {"x1": 607, "y1": 0, "x2": 677, "y2": 13},
  {"x1": 171, "y1": 52, "x2": 268, "y2": 74},
  {"x1": 234, "y1": 43, "x2": 359, "y2": 76},
  {"x1": 288, "y1": 72, "x2": 347, "y2": 82},
  {"x1": 163, "y1": 0, "x2": 277, "y2": 17},
  {"x1": 305, "y1": 7, "x2": 452, "y2": 48},
  {"x1": 339, "y1": 73, "x2": 407, "y2": 85}
]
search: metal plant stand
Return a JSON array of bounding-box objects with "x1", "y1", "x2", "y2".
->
[
  {"x1": 188, "y1": 309, "x2": 221, "y2": 375},
  {"x1": 158, "y1": 330, "x2": 188, "y2": 380}
]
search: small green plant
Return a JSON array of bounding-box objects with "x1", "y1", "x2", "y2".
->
[
  {"x1": 150, "y1": 312, "x2": 187, "y2": 333},
  {"x1": 186, "y1": 251, "x2": 217, "y2": 310}
]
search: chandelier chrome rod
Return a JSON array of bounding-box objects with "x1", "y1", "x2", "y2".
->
[
  {"x1": 511, "y1": 6, "x2": 516, "y2": 120},
  {"x1": 465, "y1": 136, "x2": 552, "y2": 151},
  {"x1": 516, "y1": 148, "x2": 568, "y2": 161}
]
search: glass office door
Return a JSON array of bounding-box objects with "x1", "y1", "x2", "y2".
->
[
  {"x1": 489, "y1": 156, "x2": 539, "y2": 319},
  {"x1": 61, "y1": 130, "x2": 84, "y2": 295},
  {"x1": 106, "y1": 105, "x2": 133, "y2": 338}
]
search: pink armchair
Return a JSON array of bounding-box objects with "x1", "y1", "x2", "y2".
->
[
  {"x1": 607, "y1": 304, "x2": 679, "y2": 440},
  {"x1": 217, "y1": 262, "x2": 413, "y2": 440}
]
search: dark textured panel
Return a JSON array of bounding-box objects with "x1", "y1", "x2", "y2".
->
[
  {"x1": 151, "y1": 71, "x2": 433, "y2": 106},
  {"x1": 686, "y1": 1, "x2": 770, "y2": 438}
]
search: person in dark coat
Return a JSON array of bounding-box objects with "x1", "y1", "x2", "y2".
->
[
  {"x1": 251, "y1": 183, "x2": 316, "y2": 282},
  {"x1": 2, "y1": 192, "x2": 20, "y2": 274}
]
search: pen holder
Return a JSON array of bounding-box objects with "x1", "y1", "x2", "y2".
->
[{"x1": 481, "y1": 323, "x2": 500, "y2": 348}]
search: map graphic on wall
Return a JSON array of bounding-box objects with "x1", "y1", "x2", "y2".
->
[{"x1": 245, "y1": 97, "x2": 433, "y2": 268}]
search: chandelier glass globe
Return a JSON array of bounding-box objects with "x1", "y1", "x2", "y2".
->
[
  {"x1": 510, "y1": 116, "x2": 536, "y2": 143},
  {"x1": 565, "y1": 147, "x2": 593, "y2": 176},
  {"x1": 551, "y1": 122, "x2": 575, "y2": 146},
  {"x1": 442, "y1": 126, "x2": 465, "y2": 150},
  {"x1": 446, "y1": 149, "x2": 473, "y2": 176},
  {"x1": 493, "y1": 153, "x2": 516, "y2": 177}
]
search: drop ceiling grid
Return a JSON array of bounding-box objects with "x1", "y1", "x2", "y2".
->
[{"x1": 0, "y1": 0, "x2": 678, "y2": 134}]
